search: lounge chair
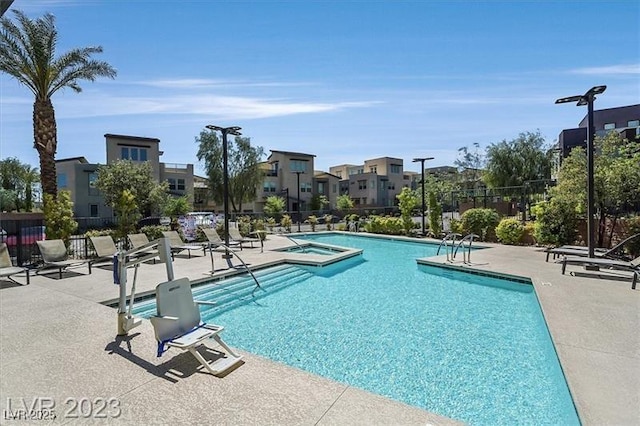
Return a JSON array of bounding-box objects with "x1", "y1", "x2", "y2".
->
[
  {"x1": 201, "y1": 228, "x2": 241, "y2": 252},
  {"x1": 36, "y1": 239, "x2": 86, "y2": 279},
  {"x1": 150, "y1": 277, "x2": 243, "y2": 375},
  {"x1": 561, "y1": 255, "x2": 640, "y2": 289},
  {"x1": 0, "y1": 243, "x2": 30, "y2": 285},
  {"x1": 228, "y1": 227, "x2": 260, "y2": 249},
  {"x1": 88, "y1": 235, "x2": 118, "y2": 273},
  {"x1": 546, "y1": 233, "x2": 640, "y2": 262},
  {"x1": 128, "y1": 233, "x2": 159, "y2": 264},
  {"x1": 161, "y1": 231, "x2": 203, "y2": 259}
]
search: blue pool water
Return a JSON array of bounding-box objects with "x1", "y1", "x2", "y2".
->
[{"x1": 134, "y1": 233, "x2": 579, "y2": 425}]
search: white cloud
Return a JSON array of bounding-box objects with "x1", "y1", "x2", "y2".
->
[
  {"x1": 570, "y1": 64, "x2": 640, "y2": 75},
  {"x1": 52, "y1": 93, "x2": 381, "y2": 120},
  {"x1": 138, "y1": 78, "x2": 317, "y2": 89}
]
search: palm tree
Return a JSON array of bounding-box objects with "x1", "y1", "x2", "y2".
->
[{"x1": 0, "y1": 10, "x2": 116, "y2": 199}]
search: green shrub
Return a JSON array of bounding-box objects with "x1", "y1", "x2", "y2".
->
[
  {"x1": 323, "y1": 214, "x2": 334, "y2": 230},
  {"x1": 266, "y1": 217, "x2": 277, "y2": 231},
  {"x1": 305, "y1": 215, "x2": 318, "y2": 232},
  {"x1": 495, "y1": 218, "x2": 525, "y2": 245},
  {"x1": 139, "y1": 225, "x2": 169, "y2": 241},
  {"x1": 450, "y1": 218, "x2": 463, "y2": 234},
  {"x1": 460, "y1": 208, "x2": 500, "y2": 241},
  {"x1": 281, "y1": 214, "x2": 292, "y2": 232},
  {"x1": 623, "y1": 215, "x2": 640, "y2": 257},
  {"x1": 533, "y1": 199, "x2": 579, "y2": 246},
  {"x1": 43, "y1": 191, "x2": 78, "y2": 247},
  {"x1": 428, "y1": 191, "x2": 442, "y2": 237},
  {"x1": 363, "y1": 215, "x2": 405, "y2": 235}
]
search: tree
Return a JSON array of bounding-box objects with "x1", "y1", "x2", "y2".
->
[
  {"x1": 336, "y1": 194, "x2": 354, "y2": 211},
  {"x1": 95, "y1": 160, "x2": 168, "y2": 218},
  {"x1": 552, "y1": 132, "x2": 640, "y2": 246},
  {"x1": 263, "y1": 195, "x2": 286, "y2": 221},
  {"x1": 428, "y1": 191, "x2": 442, "y2": 236},
  {"x1": 309, "y1": 194, "x2": 329, "y2": 211},
  {"x1": 196, "y1": 130, "x2": 264, "y2": 213},
  {"x1": 454, "y1": 142, "x2": 484, "y2": 189},
  {"x1": 43, "y1": 191, "x2": 77, "y2": 246},
  {"x1": 0, "y1": 10, "x2": 116, "y2": 199},
  {"x1": 0, "y1": 157, "x2": 39, "y2": 211},
  {"x1": 396, "y1": 187, "x2": 418, "y2": 236},
  {"x1": 483, "y1": 131, "x2": 552, "y2": 189}
]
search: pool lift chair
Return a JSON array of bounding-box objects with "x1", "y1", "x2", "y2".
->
[{"x1": 114, "y1": 237, "x2": 243, "y2": 375}]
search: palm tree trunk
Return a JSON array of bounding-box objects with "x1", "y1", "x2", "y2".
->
[{"x1": 33, "y1": 99, "x2": 58, "y2": 199}]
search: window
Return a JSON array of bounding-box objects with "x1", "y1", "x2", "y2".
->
[
  {"x1": 603, "y1": 123, "x2": 616, "y2": 130},
  {"x1": 332, "y1": 184, "x2": 337, "y2": 193},
  {"x1": 57, "y1": 173, "x2": 67, "y2": 188},
  {"x1": 628, "y1": 120, "x2": 640, "y2": 127},
  {"x1": 371, "y1": 180, "x2": 375, "y2": 189},
  {"x1": 290, "y1": 160, "x2": 307, "y2": 172},
  {"x1": 353, "y1": 198, "x2": 360, "y2": 205},
  {"x1": 357, "y1": 168, "x2": 364, "y2": 174},
  {"x1": 390, "y1": 164, "x2": 402, "y2": 174},
  {"x1": 88, "y1": 172, "x2": 98, "y2": 188},
  {"x1": 317, "y1": 182, "x2": 325, "y2": 194},
  {"x1": 369, "y1": 166, "x2": 377, "y2": 173},
  {"x1": 121, "y1": 146, "x2": 148, "y2": 161},
  {"x1": 358, "y1": 180, "x2": 367, "y2": 190},
  {"x1": 335, "y1": 171, "x2": 342, "y2": 178},
  {"x1": 263, "y1": 181, "x2": 276, "y2": 192},
  {"x1": 388, "y1": 182, "x2": 395, "y2": 190},
  {"x1": 177, "y1": 179, "x2": 185, "y2": 191},
  {"x1": 89, "y1": 204, "x2": 99, "y2": 217},
  {"x1": 361, "y1": 197, "x2": 367, "y2": 205},
  {"x1": 167, "y1": 178, "x2": 176, "y2": 190},
  {"x1": 301, "y1": 182, "x2": 312, "y2": 193},
  {"x1": 88, "y1": 172, "x2": 99, "y2": 195}
]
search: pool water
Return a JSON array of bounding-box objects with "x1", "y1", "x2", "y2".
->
[{"x1": 134, "y1": 233, "x2": 579, "y2": 425}]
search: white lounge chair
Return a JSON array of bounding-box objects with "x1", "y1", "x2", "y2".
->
[
  {"x1": 88, "y1": 235, "x2": 118, "y2": 273},
  {"x1": 161, "y1": 231, "x2": 203, "y2": 259},
  {"x1": 0, "y1": 243, "x2": 29, "y2": 285},
  {"x1": 150, "y1": 277, "x2": 243, "y2": 375},
  {"x1": 228, "y1": 227, "x2": 260, "y2": 249},
  {"x1": 561, "y1": 255, "x2": 640, "y2": 290},
  {"x1": 36, "y1": 239, "x2": 86, "y2": 279}
]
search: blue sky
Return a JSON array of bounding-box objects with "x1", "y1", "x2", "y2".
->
[{"x1": 1, "y1": 0, "x2": 639, "y2": 175}]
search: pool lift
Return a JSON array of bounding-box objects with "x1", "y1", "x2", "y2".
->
[{"x1": 115, "y1": 237, "x2": 173, "y2": 336}]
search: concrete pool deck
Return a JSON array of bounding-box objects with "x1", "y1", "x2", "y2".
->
[{"x1": 0, "y1": 233, "x2": 638, "y2": 424}]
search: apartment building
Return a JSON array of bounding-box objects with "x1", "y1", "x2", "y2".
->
[
  {"x1": 57, "y1": 134, "x2": 194, "y2": 217},
  {"x1": 251, "y1": 150, "x2": 316, "y2": 213},
  {"x1": 557, "y1": 104, "x2": 639, "y2": 158},
  {"x1": 329, "y1": 157, "x2": 406, "y2": 207},
  {"x1": 56, "y1": 157, "x2": 113, "y2": 218}
]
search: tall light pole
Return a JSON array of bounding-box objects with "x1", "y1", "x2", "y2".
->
[
  {"x1": 555, "y1": 85, "x2": 606, "y2": 259},
  {"x1": 412, "y1": 157, "x2": 434, "y2": 237},
  {"x1": 205, "y1": 124, "x2": 242, "y2": 258},
  {"x1": 293, "y1": 171, "x2": 303, "y2": 232}
]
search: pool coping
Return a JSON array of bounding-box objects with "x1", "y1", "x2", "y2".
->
[{"x1": 1, "y1": 232, "x2": 637, "y2": 424}]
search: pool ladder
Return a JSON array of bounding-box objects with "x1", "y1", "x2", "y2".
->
[{"x1": 437, "y1": 233, "x2": 479, "y2": 263}]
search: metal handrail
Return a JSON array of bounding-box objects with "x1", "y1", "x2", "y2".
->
[
  {"x1": 282, "y1": 235, "x2": 307, "y2": 253},
  {"x1": 454, "y1": 233, "x2": 480, "y2": 263},
  {"x1": 437, "y1": 232, "x2": 462, "y2": 262},
  {"x1": 209, "y1": 243, "x2": 264, "y2": 297}
]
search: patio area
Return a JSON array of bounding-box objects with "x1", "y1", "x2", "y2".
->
[{"x1": 0, "y1": 233, "x2": 638, "y2": 424}]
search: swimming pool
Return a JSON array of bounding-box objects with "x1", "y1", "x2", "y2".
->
[{"x1": 133, "y1": 233, "x2": 579, "y2": 424}]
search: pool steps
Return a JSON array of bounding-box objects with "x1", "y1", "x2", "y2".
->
[{"x1": 132, "y1": 264, "x2": 313, "y2": 319}]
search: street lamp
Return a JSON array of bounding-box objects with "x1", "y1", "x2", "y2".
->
[
  {"x1": 205, "y1": 124, "x2": 242, "y2": 259},
  {"x1": 555, "y1": 85, "x2": 606, "y2": 259},
  {"x1": 293, "y1": 171, "x2": 303, "y2": 232},
  {"x1": 412, "y1": 156, "x2": 434, "y2": 237}
]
